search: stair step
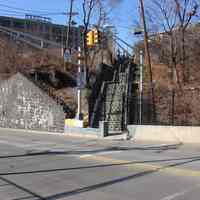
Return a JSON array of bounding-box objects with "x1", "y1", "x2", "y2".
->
[
  {"x1": 105, "y1": 97, "x2": 123, "y2": 102},
  {"x1": 106, "y1": 91, "x2": 125, "y2": 97},
  {"x1": 105, "y1": 113, "x2": 123, "y2": 119},
  {"x1": 104, "y1": 102, "x2": 123, "y2": 109}
]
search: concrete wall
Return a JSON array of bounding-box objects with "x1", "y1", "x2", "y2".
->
[
  {"x1": 128, "y1": 125, "x2": 200, "y2": 144},
  {"x1": 0, "y1": 73, "x2": 65, "y2": 132}
]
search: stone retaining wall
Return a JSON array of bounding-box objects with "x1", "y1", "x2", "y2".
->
[{"x1": 0, "y1": 73, "x2": 65, "y2": 132}]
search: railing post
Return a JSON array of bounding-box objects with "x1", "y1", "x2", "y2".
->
[{"x1": 40, "y1": 40, "x2": 44, "y2": 48}]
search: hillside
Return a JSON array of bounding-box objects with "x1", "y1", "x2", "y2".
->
[
  {"x1": 0, "y1": 35, "x2": 78, "y2": 117},
  {"x1": 137, "y1": 25, "x2": 200, "y2": 126}
]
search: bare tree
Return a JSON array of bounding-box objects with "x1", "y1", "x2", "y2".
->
[
  {"x1": 82, "y1": 0, "x2": 104, "y2": 84},
  {"x1": 147, "y1": 0, "x2": 199, "y2": 125},
  {"x1": 147, "y1": 0, "x2": 180, "y2": 124},
  {"x1": 82, "y1": 0, "x2": 96, "y2": 56},
  {"x1": 82, "y1": 0, "x2": 114, "y2": 81},
  {"x1": 174, "y1": 0, "x2": 198, "y2": 82}
]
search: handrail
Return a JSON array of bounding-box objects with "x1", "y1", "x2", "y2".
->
[
  {"x1": 0, "y1": 25, "x2": 63, "y2": 48},
  {"x1": 90, "y1": 82, "x2": 107, "y2": 127}
]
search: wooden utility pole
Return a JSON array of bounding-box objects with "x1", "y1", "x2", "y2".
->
[
  {"x1": 64, "y1": 0, "x2": 78, "y2": 70},
  {"x1": 139, "y1": 0, "x2": 156, "y2": 122},
  {"x1": 66, "y1": 0, "x2": 74, "y2": 51}
]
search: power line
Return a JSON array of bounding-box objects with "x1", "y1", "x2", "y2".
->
[
  {"x1": 0, "y1": 8, "x2": 25, "y2": 14},
  {"x1": 0, "y1": 3, "x2": 65, "y2": 14},
  {"x1": 0, "y1": 13, "x2": 24, "y2": 17},
  {"x1": 0, "y1": 0, "x2": 16, "y2": 3},
  {"x1": 0, "y1": 8, "x2": 67, "y2": 17}
]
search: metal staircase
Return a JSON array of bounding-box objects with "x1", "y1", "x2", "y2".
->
[{"x1": 91, "y1": 58, "x2": 132, "y2": 135}]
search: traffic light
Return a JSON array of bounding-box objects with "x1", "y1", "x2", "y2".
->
[
  {"x1": 86, "y1": 30, "x2": 94, "y2": 47},
  {"x1": 93, "y1": 29, "x2": 100, "y2": 44}
]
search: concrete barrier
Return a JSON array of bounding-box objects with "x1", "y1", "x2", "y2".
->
[{"x1": 128, "y1": 125, "x2": 200, "y2": 144}]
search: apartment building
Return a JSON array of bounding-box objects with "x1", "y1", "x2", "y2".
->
[{"x1": 0, "y1": 15, "x2": 84, "y2": 50}]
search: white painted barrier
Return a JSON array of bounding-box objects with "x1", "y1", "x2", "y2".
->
[{"x1": 128, "y1": 125, "x2": 200, "y2": 144}]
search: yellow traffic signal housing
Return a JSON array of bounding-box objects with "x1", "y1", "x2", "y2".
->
[
  {"x1": 93, "y1": 29, "x2": 101, "y2": 44},
  {"x1": 86, "y1": 30, "x2": 94, "y2": 47}
]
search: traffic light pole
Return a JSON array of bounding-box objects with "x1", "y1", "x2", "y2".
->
[
  {"x1": 77, "y1": 47, "x2": 83, "y2": 120},
  {"x1": 139, "y1": 50, "x2": 143, "y2": 125}
]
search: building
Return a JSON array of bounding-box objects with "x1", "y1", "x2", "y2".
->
[{"x1": 0, "y1": 15, "x2": 84, "y2": 50}]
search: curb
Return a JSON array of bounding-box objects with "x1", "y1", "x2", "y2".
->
[
  {"x1": 0, "y1": 127, "x2": 129, "y2": 141},
  {"x1": 0, "y1": 127, "x2": 64, "y2": 136}
]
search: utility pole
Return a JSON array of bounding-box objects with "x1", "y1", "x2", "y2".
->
[
  {"x1": 64, "y1": 0, "x2": 78, "y2": 70},
  {"x1": 139, "y1": 0, "x2": 156, "y2": 123},
  {"x1": 66, "y1": 0, "x2": 74, "y2": 51}
]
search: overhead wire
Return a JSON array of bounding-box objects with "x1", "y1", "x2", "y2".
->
[
  {"x1": 0, "y1": 3, "x2": 66, "y2": 15},
  {"x1": 0, "y1": 13, "x2": 24, "y2": 17},
  {"x1": 0, "y1": 9, "x2": 67, "y2": 19}
]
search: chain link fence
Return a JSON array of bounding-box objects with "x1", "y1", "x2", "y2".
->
[{"x1": 128, "y1": 88, "x2": 200, "y2": 126}]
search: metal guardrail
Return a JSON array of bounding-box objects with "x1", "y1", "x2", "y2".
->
[
  {"x1": 0, "y1": 25, "x2": 63, "y2": 49},
  {"x1": 90, "y1": 82, "x2": 107, "y2": 128}
]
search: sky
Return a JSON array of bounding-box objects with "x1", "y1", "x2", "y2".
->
[{"x1": 0, "y1": 0, "x2": 140, "y2": 47}]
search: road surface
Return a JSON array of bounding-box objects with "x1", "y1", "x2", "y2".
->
[{"x1": 0, "y1": 129, "x2": 199, "y2": 200}]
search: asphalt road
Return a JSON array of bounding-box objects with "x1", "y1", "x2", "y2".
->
[{"x1": 0, "y1": 129, "x2": 200, "y2": 200}]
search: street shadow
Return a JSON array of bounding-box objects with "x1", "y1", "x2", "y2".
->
[
  {"x1": 0, "y1": 143, "x2": 183, "y2": 159},
  {"x1": 12, "y1": 196, "x2": 38, "y2": 200},
  {"x1": 44, "y1": 155, "x2": 200, "y2": 200},
  {"x1": 45, "y1": 170, "x2": 155, "y2": 199},
  {"x1": 0, "y1": 151, "x2": 199, "y2": 200},
  {"x1": 0, "y1": 176, "x2": 45, "y2": 200},
  {"x1": 0, "y1": 154, "x2": 200, "y2": 177},
  {"x1": 0, "y1": 183, "x2": 9, "y2": 187}
]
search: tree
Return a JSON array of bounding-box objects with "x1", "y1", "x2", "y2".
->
[
  {"x1": 82, "y1": 0, "x2": 115, "y2": 81},
  {"x1": 146, "y1": 0, "x2": 199, "y2": 124},
  {"x1": 147, "y1": 0, "x2": 181, "y2": 124},
  {"x1": 82, "y1": 0, "x2": 96, "y2": 65},
  {"x1": 82, "y1": 0, "x2": 104, "y2": 82},
  {"x1": 174, "y1": 0, "x2": 198, "y2": 82}
]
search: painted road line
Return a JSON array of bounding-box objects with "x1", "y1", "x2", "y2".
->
[
  {"x1": 160, "y1": 184, "x2": 200, "y2": 200},
  {"x1": 79, "y1": 154, "x2": 200, "y2": 177},
  {"x1": 79, "y1": 154, "x2": 94, "y2": 158},
  {"x1": 96, "y1": 151, "x2": 123, "y2": 155}
]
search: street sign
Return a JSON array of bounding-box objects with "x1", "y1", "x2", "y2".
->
[{"x1": 64, "y1": 49, "x2": 72, "y2": 62}]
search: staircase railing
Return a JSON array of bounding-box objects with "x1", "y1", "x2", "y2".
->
[
  {"x1": 124, "y1": 62, "x2": 132, "y2": 128},
  {"x1": 0, "y1": 25, "x2": 63, "y2": 49},
  {"x1": 90, "y1": 82, "x2": 107, "y2": 128}
]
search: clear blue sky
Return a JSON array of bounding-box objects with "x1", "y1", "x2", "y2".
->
[{"x1": 0, "y1": 0, "x2": 140, "y2": 46}]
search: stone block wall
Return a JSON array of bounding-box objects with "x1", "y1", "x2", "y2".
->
[{"x1": 0, "y1": 73, "x2": 65, "y2": 132}]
